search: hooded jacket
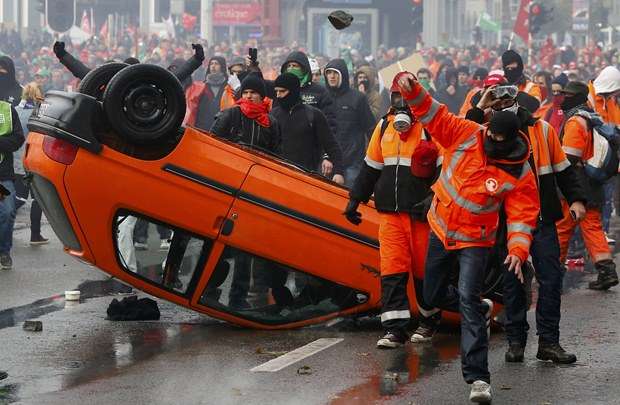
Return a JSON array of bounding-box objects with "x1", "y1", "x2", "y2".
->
[
  {"x1": 355, "y1": 65, "x2": 385, "y2": 119},
  {"x1": 0, "y1": 57, "x2": 22, "y2": 106},
  {"x1": 279, "y1": 51, "x2": 338, "y2": 136},
  {"x1": 466, "y1": 105, "x2": 587, "y2": 223},
  {"x1": 271, "y1": 90, "x2": 344, "y2": 177},
  {"x1": 185, "y1": 56, "x2": 235, "y2": 130},
  {"x1": 324, "y1": 59, "x2": 376, "y2": 169},
  {"x1": 210, "y1": 104, "x2": 280, "y2": 153}
]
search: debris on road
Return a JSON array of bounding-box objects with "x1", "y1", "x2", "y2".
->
[
  {"x1": 23, "y1": 320, "x2": 43, "y2": 332},
  {"x1": 106, "y1": 296, "x2": 160, "y2": 321},
  {"x1": 297, "y1": 365, "x2": 312, "y2": 375},
  {"x1": 255, "y1": 347, "x2": 288, "y2": 357}
]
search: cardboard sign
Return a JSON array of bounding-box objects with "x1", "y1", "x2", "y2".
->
[{"x1": 378, "y1": 53, "x2": 427, "y2": 89}]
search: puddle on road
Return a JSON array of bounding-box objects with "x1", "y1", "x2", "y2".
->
[
  {"x1": 0, "y1": 278, "x2": 132, "y2": 331},
  {"x1": 330, "y1": 334, "x2": 461, "y2": 404}
]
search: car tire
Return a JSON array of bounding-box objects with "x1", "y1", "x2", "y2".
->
[
  {"x1": 78, "y1": 62, "x2": 129, "y2": 100},
  {"x1": 103, "y1": 64, "x2": 186, "y2": 145}
]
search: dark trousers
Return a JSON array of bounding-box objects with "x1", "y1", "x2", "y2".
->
[
  {"x1": 133, "y1": 218, "x2": 172, "y2": 242},
  {"x1": 15, "y1": 174, "x2": 43, "y2": 237},
  {"x1": 503, "y1": 220, "x2": 563, "y2": 345},
  {"x1": 423, "y1": 232, "x2": 491, "y2": 384}
]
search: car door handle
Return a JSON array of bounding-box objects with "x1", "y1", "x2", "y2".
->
[{"x1": 221, "y1": 218, "x2": 235, "y2": 236}]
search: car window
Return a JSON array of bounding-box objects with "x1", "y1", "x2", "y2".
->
[
  {"x1": 115, "y1": 213, "x2": 211, "y2": 295},
  {"x1": 199, "y1": 245, "x2": 369, "y2": 325}
]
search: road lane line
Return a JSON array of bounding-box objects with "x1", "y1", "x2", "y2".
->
[{"x1": 250, "y1": 338, "x2": 344, "y2": 372}]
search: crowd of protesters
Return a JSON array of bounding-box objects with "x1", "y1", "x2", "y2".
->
[{"x1": 4, "y1": 23, "x2": 620, "y2": 402}]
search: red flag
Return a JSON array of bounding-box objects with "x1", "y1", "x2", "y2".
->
[
  {"x1": 513, "y1": 0, "x2": 531, "y2": 44},
  {"x1": 80, "y1": 10, "x2": 91, "y2": 34},
  {"x1": 99, "y1": 20, "x2": 108, "y2": 38}
]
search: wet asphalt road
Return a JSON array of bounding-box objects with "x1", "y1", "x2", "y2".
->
[{"x1": 1, "y1": 211, "x2": 620, "y2": 404}]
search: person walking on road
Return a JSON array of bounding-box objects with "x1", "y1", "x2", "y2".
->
[
  {"x1": 345, "y1": 72, "x2": 441, "y2": 348},
  {"x1": 556, "y1": 81, "x2": 619, "y2": 291},
  {"x1": 397, "y1": 71, "x2": 540, "y2": 404},
  {"x1": 467, "y1": 84, "x2": 587, "y2": 365},
  {"x1": 0, "y1": 98, "x2": 26, "y2": 269}
]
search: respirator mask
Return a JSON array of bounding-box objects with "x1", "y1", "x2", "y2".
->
[{"x1": 391, "y1": 94, "x2": 412, "y2": 133}]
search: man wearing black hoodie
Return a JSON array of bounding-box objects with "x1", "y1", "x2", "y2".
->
[
  {"x1": 271, "y1": 73, "x2": 344, "y2": 185},
  {"x1": 324, "y1": 58, "x2": 376, "y2": 186},
  {"x1": 0, "y1": 56, "x2": 23, "y2": 106}
]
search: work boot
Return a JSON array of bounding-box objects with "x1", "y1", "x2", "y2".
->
[
  {"x1": 505, "y1": 342, "x2": 525, "y2": 363},
  {"x1": 589, "y1": 259, "x2": 619, "y2": 290},
  {"x1": 536, "y1": 342, "x2": 577, "y2": 364}
]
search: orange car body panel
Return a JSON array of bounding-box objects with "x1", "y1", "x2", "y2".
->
[{"x1": 24, "y1": 127, "x2": 471, "y2": 329}]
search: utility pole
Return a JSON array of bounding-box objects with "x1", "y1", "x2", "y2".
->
[{"x1": 200, "y1": 0, "x2": 213, "y2": 43}]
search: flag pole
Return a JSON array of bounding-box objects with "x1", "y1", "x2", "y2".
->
[{"x1": 508, "y1": 31, "x2": 515, "y2": 49}]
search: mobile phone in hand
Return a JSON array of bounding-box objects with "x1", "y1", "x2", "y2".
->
[{"x1": 249, "y1": 47, "x2": 258, "y2": 63}]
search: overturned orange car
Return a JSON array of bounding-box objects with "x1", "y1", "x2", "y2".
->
[{"x1": 23, "y1": 64, "x2": 503, "y2": 329}]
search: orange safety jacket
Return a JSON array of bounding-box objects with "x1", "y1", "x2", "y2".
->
[
  {"x1": 184, "y1": 82, "x2": 236, "y2": 127},
  {"x1": 519, "y1": 80, "x2": 542, "y2": 103},
  {"x1": 404, "y1": 82, "x2": 540, "y2": 263},
  {"x1": 458, "y1": 87, "x2": 481, "y2": 117},
  {"x1": 587, "y1": 81, "x2": 620, "y2": 125},
  {"x1": 350, "y1": 114, "x2": 442, "y2": 214}
]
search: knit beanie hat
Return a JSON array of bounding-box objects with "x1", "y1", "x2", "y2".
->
[{"x1": 240, "y1": 73, "x2": 266, "y2": 98}]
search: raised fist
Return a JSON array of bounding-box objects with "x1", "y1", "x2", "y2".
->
[
  {"x1": 191, "y1": 43, "x2": 204, "y2": 62},
  {"x1": 53, "y1": 41, "x2": 67, "y2": 58}
]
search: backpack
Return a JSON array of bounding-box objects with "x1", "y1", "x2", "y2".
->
[{"x1": 572, "y1": 110, "x2": 620, "y2": 183}]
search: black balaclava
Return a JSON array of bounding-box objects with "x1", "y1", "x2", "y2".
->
[
  {"x1": 485, "y1": 111, "x2": 522, "y2": 159},
  {"x1": 0, "y1": 56, "x2": 17, "y2": 88},
  {"x1": 561, "y1": 93, "x2": 588, "y2": 112},
  {"x1": 274, "y1": 72, "x2": 301, "y2": 110},
  {"x1": 502, "y1": 50, "x2": 524, "y2": 85}
]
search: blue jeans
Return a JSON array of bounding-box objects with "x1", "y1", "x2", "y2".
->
[
  {"x1": 0, "y1": 180, "x2": 16, "y2": 254},
  {"x1": 423, "y1": 232, "x2": 491, "y2": 384},
  {"x1": 602, "y1": 178, "x2": 615, "y2": 234},
  {"x1": 503, "y1": 221, "x2": 564, "y2": 345}
]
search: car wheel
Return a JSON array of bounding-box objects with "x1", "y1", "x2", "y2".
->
[
  {"x1": 103, "y1": 64, "x2": 186, "y2": 145},
  {"x1": 78, "y1": 62, "x2": 128, "y2": 100}
]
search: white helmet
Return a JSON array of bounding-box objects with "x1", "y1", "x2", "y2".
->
[{"x1": 593, "y1": 66, "x2": 620, "y2": 94}]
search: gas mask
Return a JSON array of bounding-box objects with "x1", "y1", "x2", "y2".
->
[{"x1": 391, "y1": 93, "x2": 412, "y2": 132}]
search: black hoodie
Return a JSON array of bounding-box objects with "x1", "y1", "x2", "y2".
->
[
  {"x1": 324, "y1": 58, "x2": 376, "y2": 169},
  {"x1": 0, "y1": 57, "x2": 22, "y2": 106},
  {"x1": 279, "y1": 51, "x2": 338, "y2": 136}
]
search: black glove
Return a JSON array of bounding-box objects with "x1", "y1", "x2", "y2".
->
[
  {"x1": 343, "y1": 199, "x2": 362, "y2": 225},
  {"x1": 192, "y1": 43, "x2": 205, "y2": 62},
  {"x1": 53, "y1": 41, "x2": 67, "y2": 58},
  {"x1": 411, "y1": 195, "x2": 434, "y2": 219}
]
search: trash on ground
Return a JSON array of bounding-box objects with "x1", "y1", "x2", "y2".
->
[
  {"x1": 106, "y1": 296, "x2": 160, "y2": 321},
  {"x1": 297, "y1": 365, "x2": 312, "y2": 375},
  {"x1": 23, "y1": 320, "x2": 43, "y2": 332}
]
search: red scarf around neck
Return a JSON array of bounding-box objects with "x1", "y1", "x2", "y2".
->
[{"x1": 236, "y1": 98, "x2": 271, "y2": 127}]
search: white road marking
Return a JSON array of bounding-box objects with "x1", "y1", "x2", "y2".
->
[{"x1": 250, "y1": 338, "x2": 344, "y2": 373}]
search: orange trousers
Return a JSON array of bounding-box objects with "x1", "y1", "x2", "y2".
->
[
  {"x1": 556, "y1": 199, "x2": 611, "y2": 263},
  {"x1": 378, "y1": 212, "x2": 429, "y2": 279}
]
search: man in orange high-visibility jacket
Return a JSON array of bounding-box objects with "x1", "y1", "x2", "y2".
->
[
  {"x1": 397, "y1": 72, "x2": 540, "y2": 404},
  {"x1": 467, "y1": 87, "x2": 587, "y2": 364},
  {"x1": 557, "y1": 81, "x2": 619, "y2": 291},
  {"x1": 345, "y1": 73, "x2": 442, "y2": 349}
]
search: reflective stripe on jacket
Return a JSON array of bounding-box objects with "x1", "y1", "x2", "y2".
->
[
  {"x1": 404, "y1": 82, "x2": 540, "y2": 262},
  {"x1": 350, "y1": 115, "x2": 441, "y2": 213}
]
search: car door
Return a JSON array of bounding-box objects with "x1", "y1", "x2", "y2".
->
[{"x1": 191, "y1": 162, "x2": 383, "y2": 328}]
